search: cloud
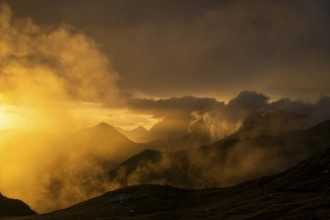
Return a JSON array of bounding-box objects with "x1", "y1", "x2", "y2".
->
[
  {"x1": 1, "y1": 1, "x2": 330, "y2": 214},
  {"x1": 127, "y1": 96, "x2": 223, "y2": 116},
  {"x1": 8, "y1": 0, "x2": 329, "y2": 98},
  {"x1": 110, "y1": 100, "x2": 330, "y2": 190},
  {"x1": 0, "y1": 2, "x2": 118, "y2": 130},
  {"x1": 126, "y1": 91, "x2": 330, "y2": 142},
  {"x1": 0, "y1": 3, "x2": 119, "y2": 213}
]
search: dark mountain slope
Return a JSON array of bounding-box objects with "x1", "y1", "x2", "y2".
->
[
  {"x1": 116, "y1": 126, "x2": 149, "y2": 142},
  {"x1": 73, "y1": 122, "x2": 147, "y2": 164},
  {"x1": 140, "y1": 115, "x2": 213, "y2": 150},
  {"x1": 12, "y1": 148, "x2": 330, "y2": 220},
  {"x1": 260, "y1": 147, "x2": 330, "y2": 192},
  {"x1": 232, "y1": 110, "x2": 307, "y2": 138},
  {"x1": 26, "y1": 122, "x2": 152, "y2": 212},
  {"x1": 0, "y1": 193, "x2": 36, "y2": 217},
  {"x1": 109, "y1": 120, "x2": 330, "y2": 188}
]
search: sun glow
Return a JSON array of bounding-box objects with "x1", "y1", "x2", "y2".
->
[
  {"x1": 0, "y1": 105, "x2": 38, "y2": 131},
  {"x1": 0, "y1": 102, "x2": 158, "y2": 132},
  {"x1": 70, "y1": 102, "x2": 159, "y2": 131},
  {"x1": 0, "y1": 106, "x2": 19, "y2": 130}
]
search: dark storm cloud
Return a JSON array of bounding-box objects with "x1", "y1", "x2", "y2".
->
[
  {"x1": 126, "y1": 91, "x2": 330, "y2": 140},
  {"x1": 128, "y1": 96, "x2": 224, "y2": 116},
  {"x1": 127, "y1": 90, "x2": 330, "y2": 121},
  {"x1": 127, "y1": 91, "x2": 270, "y2": 120},
  {"x1": 7, "y1": 0, "x2": 330, "y2": 98}
]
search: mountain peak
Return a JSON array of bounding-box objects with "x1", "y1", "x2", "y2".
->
[
  {"x1": 95, "y1": 122, "x2": 113, "y2": 128},
  {"x1": 81, "y1": 122, "x2": 127, "y2": 138},
  {"x1": 232, "y1": 110, "x2": 307, "y2": 138},
  {"x1": 115, "y1": 125, "x2": 149, "y2": 142},
  {"x1": 133, "y1": 126, "x2": 148, "y2": 132}
]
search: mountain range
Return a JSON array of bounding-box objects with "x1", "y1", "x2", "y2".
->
[
  {"x1": 4, "y1": 146, "x2": 330, "y2": 219},
  {"x1": 1, "y1": 111, "x2": 330, "y2": 218},
  {"x1": 109, "y1": 119, "x2": 330, "y2": 188},
  {"x1": 73, "y1": 122, "x2": 147, "y2": 163},
  {"x1": 0, "y1": 122, "x2": 151, "y2": 213},
  {"x1": 115, "y1": 126, "x2": 149, "y2": 143}
]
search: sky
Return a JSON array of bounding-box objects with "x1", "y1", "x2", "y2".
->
[{"x1": 1, "y1": 0, "x2": 330, "y2": 130}]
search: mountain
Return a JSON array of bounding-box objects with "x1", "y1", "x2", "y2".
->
[
  {"x1": 26, "y1": 122, "x2": 151, "y2": 212},
  {"x1": 140, "y1": 115, "x2": 212, "y2": 150},
  {"x1": 14, "y1": 148, "x2": 330, "y2": 219},
  {"x1": 0, "y1": 122, "x2": 156, "y2": 214},
  {"x1": 116, "y1": 126, "x2": 149, "y2": 142},
  {"x1": 73, "y1": 122, "x2": 146, "y2": 163},
  {"x1": 232, "y1": 109, "x2": 307, "y2": 138},
  {"x1": 0, "y1": 193, "x2": 36, "y2": 217},
  {"x1": 137, "y1": 110, "x2": 307, "y2": 151},
  {"x1": 109, "y1": 120, "x2": 330, "y2": 188}
]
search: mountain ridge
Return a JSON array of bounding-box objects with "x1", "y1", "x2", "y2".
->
[
  {"x1": 12, "y1": 146, "x2": 330, "y2": 219},
  {"x1": 115, "y1": 125, "x2": 149, "y2": 143},
  {"x1": 109, "y1": 119, "x2": 330, "y2": 189},
  {"x1": 0, "y1": 193, "x2": 36, "y2": 217}
]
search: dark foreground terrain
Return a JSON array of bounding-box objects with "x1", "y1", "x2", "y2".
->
[
  {"x1": 3, "y1": 148, "x2": 330, "y2": 220},
  {"x1": 0, "y1": 194, "x2": 36, "y2": 217}
]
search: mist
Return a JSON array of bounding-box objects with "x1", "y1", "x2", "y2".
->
[
  {"x1": 8, "y1": 0, "x2": 330, "y2": 99},
  {"x1": 110, "y1": 92, "x2": 330, "y2": 189},
  {"x1": 127, "y1": 91, "x2": 330, "y2": 143},
  {"x1": 1, "y1": 1, "x2": 330, "y2": 215},
  {"x1": 0, "y1": 3, "x2": 120, "y2": 212},
  {"x1": 111, "y1": 114, "x2": 330, "y2": 190},
  {"x1": 0, "y1": 2, "x2": 118, "y2": 131}
]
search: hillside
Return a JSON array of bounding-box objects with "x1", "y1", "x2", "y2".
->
[
  {"x1": 116, "y1": 126, "x2": 149, "y2": 143},
  {"x1": 109, "y1": 120, "x2": 330, "y2": 188},
  {"x1": 29, "y1": 122, "x2": 150, "y2": 212},
  {"x1": 140, "y1": 115, "x2": 213, "y2": 150},
  {"x1": 0, "y1": 122, "x2": 152, "y2": 213},
  {"x1": 8, "y1": 147, "x2": 330, "y2": 220},
  {"x1": 232, "y1": 110, "x2": 307, "y2": 138},
  {"x1": 73, "y1": 122, "x2": 146, "y2": 163},
  {"x1": 0, "y1": 193, "x2": 36, "y2": 217}
]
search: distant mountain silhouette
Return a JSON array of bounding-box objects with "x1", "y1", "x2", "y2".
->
[
  {"x1": 138, "y1": 110, "x2": 307, "y2": 151},
  {"x1": 19, "y1": 147, "x2": 330, "y2": 219},
  {"x1": 232, "y1": 109, "x2": 307, "y2": 138},
  {"x1": 136, "y1": 114, "x2": 213, "y2": 150},
  {"x1": 109, "y1": 120, "x2": 330, "y2": 188},
  {"x1": 0, "y1": 193, "x2": 36, "y2": 217},
  {"x1": 74, "y1": 122, "x2": 146, "y2": 163},
  {"x1": 32, "y1": 122, "x2": 151, "y2": 212},
  {"x1": 116, "y1": 126, "x2": 149, "y2": 142}
]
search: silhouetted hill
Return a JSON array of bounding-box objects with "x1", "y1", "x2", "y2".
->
[
  {"x1": 116, "y1": 126, "x2": 149, "y2": 142},
  {"x1": 0, "y1": 193, "x2": 36, "y2": 217},
  {"x1": 81, "y1": 122, "x2": 130, "y2": 143},
  {"x1": 0, "y1": 123, "x2": 156, "y2": 213},
  {"x1": 74, "y1": 122, "x2": 146, "y2": 163},
  {"x1": 141, "y1": 116, "x2": 212, "y2": 150},
  {"x1": 232, "y1": 109, "x2": 307, "y2": 138},
  {"x1": 15, "y1": 148, "x2": 330, "y2": 219},
  {"x1": 25, "y1": 122, "x2": 152, "y2": 212},
  {"x1": 145, "y1": 132, "x2": 212, "y2": 151},
  {"x1": 109, "y1": 120, "x2": 330, "y2": 188},
  {"x1": 261, "y1": 147, "x2": 330, "y2": 192}
]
